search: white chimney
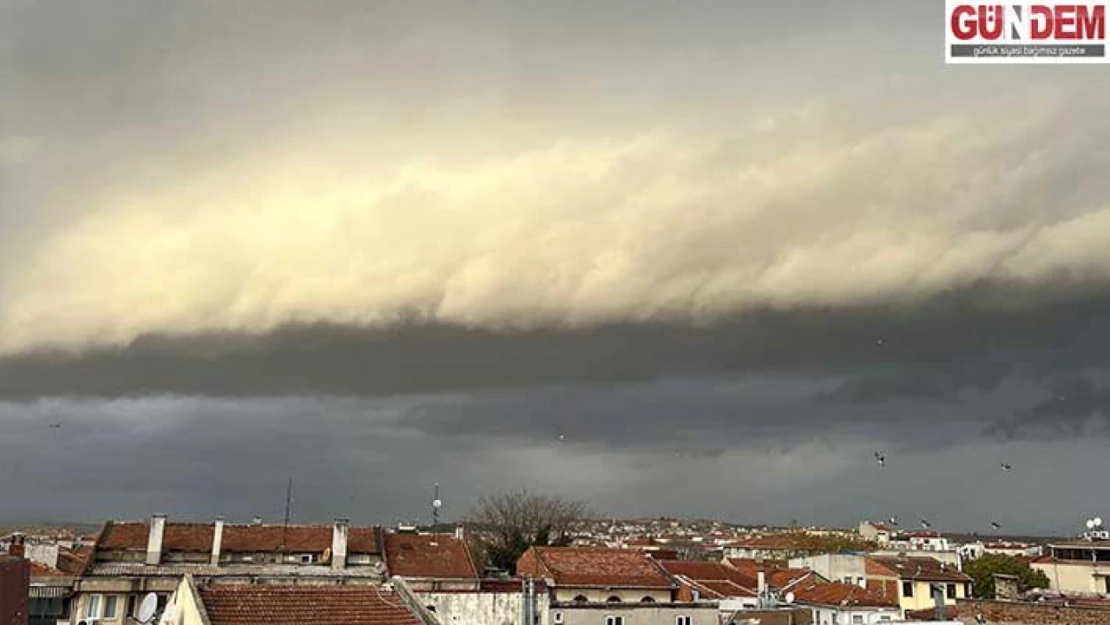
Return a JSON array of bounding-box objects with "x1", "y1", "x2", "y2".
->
[
  {"x1": 758, "y1": 570, "x2": 766, "y2": 595},
  {"x1": 146, "y1": 514, "x2": 166, "y2": 565},
  {"x1": 455, "y1": 525, "x2": 465, "y2": 541},
  {"x1": 332, "y1": 518, "x2": 349, "y2": 570},
  {"x1": 211, "y1": 516, "x2": 225, "y2": 566}
]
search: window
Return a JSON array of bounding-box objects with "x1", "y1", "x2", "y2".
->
[
  {"x1": 946, "y1": 583, "x2": 957, "y2": 599},
  {"x1": 553, "y1": 612, "x2": 564, "y2": 625},
  {"x1": 901, "y1": 581, "x2": 913, "y2": 597},
  {"x1": 300, "y1": 554, "x2": 317, "y2": 564},
  {"x1": 606, "y1": 596, "x2": 621, "y2": 603},
  {"x1": 104, "y1": 596, "x2": 118, "y2": 619},
  {"x1": 605, "y1": 617, "x2": 624, "y2": 625},
  {"x1": 1105, "y1": 577, "x2": 1110, "y2": 594},
  {"x1": 844, "y1": 576, "x2": 853, "y2": 584},
  {"x1": 573, "y1": 595, "x2": 589, "y2": 604},
  {"x1": 677, "y1": 617, "x2": 692, "y2": 625},
  {"x1": 640, "y1": 596, "x2": 656, "y2": 603},
  {"x1": 852, "y1": 616, "x2": 863, "y2": 625},
  {"x1": 85, "y1": 595, "x2": 101, "y2": 618}
]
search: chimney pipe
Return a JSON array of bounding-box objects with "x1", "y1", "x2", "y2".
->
[
  {"x1": 147, "y1": 514, "x2": 166, "y2": 565},
  {"x1": 332, "y1": 518, "x2": 349, "y2": 570},
  {"x1": 455, "y1": 525, "x2": 465, "y2": 541},
  {"x1": 8, "y1": 533, "x2": 25, "y2": 558},
  {"x1": 211, "y1": 516, "x2": 225, "y2": 566}
]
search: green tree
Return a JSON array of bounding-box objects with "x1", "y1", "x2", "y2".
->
[
  {"x1": 467, "y1": 489, "x2": 592, "y2": 573},
  {"x1": 964, "y1": 553, "x2": 1050, "y2": 599}
]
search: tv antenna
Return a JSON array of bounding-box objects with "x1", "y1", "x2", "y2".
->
[
  {"x1": 284, "y1": 477, "x2": 294, "y2": 526},
  {"x1": 432, "y1": 482, "x2": 442, "y2": 527}
]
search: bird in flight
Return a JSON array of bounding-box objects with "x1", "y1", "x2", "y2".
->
[
  {"x1": 874, "y1": 452, "x2": 886, "y2": 467},
  {"x1": 1000, "y1": 462, "x2": 1012, "y2": 472},
  {"x1": 921, "y1": 519, "x2": 932, "y2": 529},
  {"x1": 990, "y1": 521, "x2": 1001, "y2": 531},
  {"x1": 48, "y1": 422, "x2": 62, "y2": 431},
  {"x1": 887, "y1": 516, "x2": 899, "y2": 526}
]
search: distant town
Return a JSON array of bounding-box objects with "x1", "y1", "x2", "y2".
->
[{"x1": 4, "y1": 502, "x2": 1110, "y2": 625}]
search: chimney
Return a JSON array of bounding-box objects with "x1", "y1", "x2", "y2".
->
[
  {"x1": 8, "y1": 532, "x2": 25, "y2": 558},
  {"x1": 146, "y1": 514, "x2": 166, "y2": 565},
  {"x1": 211, "y1": 516, "x2": 225, "y2": 566},
  {"x1": 332, "y1": 518, "x2": 349, "y2": 570},
  {"x1": 455, "y1": 525, "x2": 465, "y2": 541},
  {"x1": 758, "y1": 570, "x2": 766, "y2": 595},
  {"x1": 252, "y1": 517, "x2": 263, "y2": 526}
]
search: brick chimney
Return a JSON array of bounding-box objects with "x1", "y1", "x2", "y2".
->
[
  {"x1": 331, "y1": 518, "x2": 349, "y2": 570},
  {"x1": 211, "y1": 516, "x2": 225, "y2": 566},
  {"x1": 8, "y1": 533, "x2": 25, "y2": 558},
  {"x1": 146, "y1": 514, "x2": 166, "y2": 565}
]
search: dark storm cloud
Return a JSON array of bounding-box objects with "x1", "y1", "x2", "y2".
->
[{"x1": 4, "y1": 283, "x2": 1110, "y2": 401}]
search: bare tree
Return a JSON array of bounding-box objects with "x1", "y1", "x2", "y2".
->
[{"x1": 467, "y1": 489, "x2": 592, "y2": 572}]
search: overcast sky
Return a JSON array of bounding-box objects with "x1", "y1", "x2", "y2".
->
[{"x1": 2, "y1": 1, "x2": 1109, "y2": 535}]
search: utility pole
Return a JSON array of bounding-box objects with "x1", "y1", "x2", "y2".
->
[{"x1": 432, "y1": 482, "x2": 442, "y2": 527}]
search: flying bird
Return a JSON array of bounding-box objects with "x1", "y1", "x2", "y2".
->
[
  {"x1": 921, "y1": 519, "x2": 932, "y2": 529},
  {"x1": 887, "y1": 516, "x2": 899, "y2": 526},
  {"x1": 990, "y1": 521, "x2": 1001, "y2": 531},
  {"x1": 874, "y1": 452, "x2": 886, "y2": 467},
  {"x1": 1001, "y1": 462, "x2": 1012, "y2": 472},
  {"x1": 48, "y1": 422, "x2": 62, "y2": 431}
]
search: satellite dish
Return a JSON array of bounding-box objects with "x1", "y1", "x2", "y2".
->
[
  {"x1": 784, "y1": 592, "x2": 795, "y2": 604},
  {"x1": 137, "y1": 593, "x2": 158, "y2": 623},
  {"x1": 433, "y1": 499, "x2": 442, "y2": 509},
  {"x1": 1096, "y1": 517, "x2": 1104, "y2": 527},
  {"x1": 1087, "y1": 520, "x2": 1095, "y2": 530}
]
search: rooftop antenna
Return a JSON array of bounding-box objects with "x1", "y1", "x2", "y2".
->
[
  {"x1": 432, "y1": 482, "x2": 442, "y2": 527},
  {"x1": 284, "y1": 477, "x2": 294, "y2": 526}
]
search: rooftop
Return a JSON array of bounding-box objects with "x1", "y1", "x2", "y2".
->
[
  {"x1": 198, "y1": 584, "x2": 421, "y2": 625},
  {"x1": 98, "y1": 521, "x2": 380, "y2": 554},
  {"x1": 521, "y1": 547, "x2": 673, "y2": 589},
  {"x1": 383, "y1": 532, "x2": 478, "y2": 580}
]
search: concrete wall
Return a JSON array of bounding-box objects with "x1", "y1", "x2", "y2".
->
[
  {"x1": 164, "y1": 577, "x2": 208, "y2": 625},
  {"x1": 418, "y1": 590, "x2": 550, "y2": 625},
  {"x1": 553, "y1": 603, "x2": 718, "y2": 625},
  {"x1": 791, "y1": 554, "x2": 866, "y2": 586},
  {"x1": 810, "y1": 605, "x2": 900, "y2": 625},
  {"x1": 898, "y1": 580, "x2": 969, "y2": 612},
  {"x1": 551, "y1": 588, "x2": 673, "y2": 604},
  {"x1": 1032, "y1": 560, "x2": 1110, "y2": 594}
]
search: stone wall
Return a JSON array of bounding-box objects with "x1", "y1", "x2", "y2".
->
[{"x1": 910, "y1": 599, "x2": 1110, "y2": 624}]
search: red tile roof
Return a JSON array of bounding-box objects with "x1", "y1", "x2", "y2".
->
[
  {"x1": 685, "y1": 578, "x2": 757, "y2": 599},
  {"x1": 518, "y1": 547, "x2": 673, "y2": 589},
  {"x1": 657, "y1": 560, "x2": 757, "y2": 589},
  {"x1": 384, "y1": 532, "x2": 478, "y2": 580},
  {"x1": 725, "y1": 560, "x2": 814, "y2": 590},
  {"x1": 97, "y1": 522, "x2": 379, "y2": 554},
  {"x1": 794, "y1": 581, "x2": 898, "y2": 608},
  {"x1": 198, "y1": 584, "x2": 420, "y2": 625},
  {"x1": 867, "y1": 556, "x2": 971, "y2": 582},
  {"x1": 29, "y1": 562, "x2": 66, "y2": 577}
]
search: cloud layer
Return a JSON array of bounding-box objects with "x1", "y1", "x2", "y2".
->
[{"x1": 4, "y1": 95, "x2": 1110, "y2": 352}]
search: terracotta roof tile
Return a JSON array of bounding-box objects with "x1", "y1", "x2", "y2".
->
[
  {"x1": 29, "y1": 562, "x2": 66, "y2": 577},
  {"x1": 384, "y1": 532, "x2": 478, "y2": 580},
  {"x1": 519, "y1": 547, "x2": 673, "y2": 589},
  {"x1": 657, "y1": 560, "x2": 757, "y2": 589},
  {"x1": 98, "y1": 522, "x2": 379, "y2": 554},
  {"x1": 794, "y1": 581, "x2": 897, "y2": 608},
  {"x1": 867, "y1": 556, "x2": 971, "y2": 582},
  {"x1": 199, "y1": 584, "x2": 420, "y2": 625}
]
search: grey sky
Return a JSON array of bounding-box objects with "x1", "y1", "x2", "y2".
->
[{"x1": 2, "y1": 0, "x2": 1109, "y2": 533}]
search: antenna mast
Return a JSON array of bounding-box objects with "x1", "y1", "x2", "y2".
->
[
  {"x1": 284, "y1": 477, "x2": 294, "y2": 526},
  {"x1": 432, "y1": 482, "x2": 442, "y2": 527}
]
